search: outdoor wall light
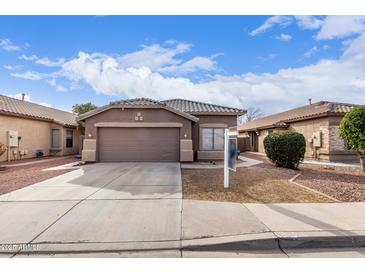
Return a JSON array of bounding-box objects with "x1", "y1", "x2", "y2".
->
[
  {"x1": 184, "y1": 133, "x2": 187, "y2": 138},
  {"x1": 88, "y1": 133, "x2": 92, "y2": 138}
]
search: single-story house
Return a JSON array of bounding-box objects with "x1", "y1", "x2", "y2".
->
[
  {"x1": 0, "y1": 93, "x2": 81, "y2": 162},
  {"x1": 78, "y1": 98, "x2": 245, "y2": 162},
  {"x1": 238, "y1": 101, "x2": 360, "y2": 163}
]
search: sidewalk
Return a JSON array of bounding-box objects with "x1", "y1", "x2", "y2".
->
[
  {"x1": 2, "y1": 155, "x2": 79, "y2": 167},
  {"x1": 181, "y1": 156, "x2": 262, "y2": 169},
  {"x1": 182, "y1": 200, "x2": 365, "y2": 253}
]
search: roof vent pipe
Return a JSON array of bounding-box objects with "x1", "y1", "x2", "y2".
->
[
  {"x1": 21, "y1": 93, "x2": 26, "y2": 101},
  {"x1": 308, "y1": 98, "x2": 312, "y2": 105}
]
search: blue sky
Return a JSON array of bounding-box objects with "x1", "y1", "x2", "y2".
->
[{"x1": 1, "y1": 16, "x2": 365, "y2": 115}]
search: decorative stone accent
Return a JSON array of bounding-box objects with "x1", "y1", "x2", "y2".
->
[
  {"x1": 82, "y1": 139, "x2": 96, "y2": 162},
  {"x1": 319, "y1": 126, "x2": 330, "y2": 151},
  {"x1": 329, "y1": 126, "x2": 346, "y2": 151},
  {"x1": 180, "y1": 139, "x2": 193, "y2": 162},
  {"x1": 83, "y1": 139, "x2": 96, "y2": 150}
]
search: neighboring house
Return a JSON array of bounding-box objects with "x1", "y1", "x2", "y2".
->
[
  {"x1": 0, "y1": 94, "x2": 81, "y2": 162},
  {"x1": 238, "y1": 101, "x2": 360, "y2": 163},
  {"x1": 78, "y1": 98, "x2": 245, "y2": 162}
]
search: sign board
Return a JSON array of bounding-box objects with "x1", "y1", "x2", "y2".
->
[
  {"x1": 223, "y1": 129, "x2": 237, "y2": 188},
  {"x1": 228, "y1": 137, "x2": 237, "y2": 171}
]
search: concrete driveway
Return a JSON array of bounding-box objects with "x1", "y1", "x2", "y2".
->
[{"x1": 0, "y1": 162, "x2": 182, "y2": 256}]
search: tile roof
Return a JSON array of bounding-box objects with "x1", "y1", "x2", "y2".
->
[
  {"x1": 110, "y1": 98, "x2": 163, "y2": 106},
  {"x1": 239, "y1": 101, "x2": 359, "y2": 131},
  {"x1": 0, "y1": 94, "x2": 77, "y2": 127},
  {"x1": 78, "y1": 97, "x2": 245, "y2": 122},
  {"x1": 162, "y1": 98, "x2": 246, "y2": 114}
]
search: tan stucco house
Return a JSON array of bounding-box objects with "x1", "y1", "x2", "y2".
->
[
  {"x1": 238, "y1": 101, "x2": 360, "y2": 163},
  {"x1": 0, "y1": 94, "x2": 81, "y2": 162},
  {"x1": 78, "y1": 98, "x2": 245, "y2": 162}
]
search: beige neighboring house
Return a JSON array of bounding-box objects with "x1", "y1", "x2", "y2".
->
[
  {"x1": 238, "y1": 101, "x2": 360, "y2": 163},
  {"x1": 78, "y1": 98, "x2": 245, "y2": 163},
  {"x1": 0, "y1": 94, "x2": 81, "y2": 162}
]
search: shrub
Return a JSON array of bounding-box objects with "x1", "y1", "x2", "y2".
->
[
  {"x1": 263, "y1": 131, "x2": 306, "y2": 169},
  {"x1": 340, "y1": 106, "x2": 365, "y2": 172}
]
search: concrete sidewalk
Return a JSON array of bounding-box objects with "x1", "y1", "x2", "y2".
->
[
  {"x1": 0, "y1": 158, "x2": 364, "y2": 258},
  {"x1": 182, "y1": 200, "x2": 365, "y2": 255}
]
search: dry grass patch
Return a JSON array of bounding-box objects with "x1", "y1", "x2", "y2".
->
[{"x1": 182, "y1": 166, "x2": 333, "y2": 203}]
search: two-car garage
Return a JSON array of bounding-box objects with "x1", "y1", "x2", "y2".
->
[{"x1": 98, "y1": 127, "x2": 180, "y2": 162}]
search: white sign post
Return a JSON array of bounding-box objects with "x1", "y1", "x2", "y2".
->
[
  {"x1": 224, "y1": 129, "x2": 229, "y2": 188},
  {"x1": 224, "y1": 129, "x2": 238, "y2": 188}
]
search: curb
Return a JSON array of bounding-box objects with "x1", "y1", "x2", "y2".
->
[
  {"x1": 2, "y1": 234, "x2": 365, "y2": 256},
  {"x1": 182, "y1": 233, "x2": 365, "y2": 252}
]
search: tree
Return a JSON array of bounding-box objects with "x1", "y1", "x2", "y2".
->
[
  {"x1": 238, "y1": 107, "x2": 264, "y2": 125},
  {"x1": 72, "y1": 102, "x2": 98, "y2": 132},
  {"x1": 339, "y1": 106, "x2": 365, "y2": 172}
]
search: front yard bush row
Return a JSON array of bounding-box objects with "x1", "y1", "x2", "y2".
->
[{"x1": 263, "y1": 131, "x2": 306, "y2": 169}]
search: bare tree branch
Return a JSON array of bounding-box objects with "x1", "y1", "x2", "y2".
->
[{"x1": 238, "y1": 107, "x2": 264, "y2": 125}]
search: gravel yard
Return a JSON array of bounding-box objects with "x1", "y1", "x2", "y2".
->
[
  {"x1": 0, "y1": 157, "x2": 79, "y2": 195},
  {"x1": 241, "y1": 152, "x2": 365, "y2": 202},
  {"x1": 295, "y1": 164, "x2": 365, "y2": 202},
  {"x1": 182, "y1": 166, "x2": 333, "y2": 203}
]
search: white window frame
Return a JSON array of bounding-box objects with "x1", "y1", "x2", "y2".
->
[{"x1": 51, "y1": 129, "x2": 60, "y2": 148}]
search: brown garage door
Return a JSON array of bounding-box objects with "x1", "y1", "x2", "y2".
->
[{"x1": 98, "y1": 127, "x2": 180, "y2": 162}]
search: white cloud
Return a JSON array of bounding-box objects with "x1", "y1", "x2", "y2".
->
[
  {"x1": 19, "y1": 54, "x2": 38, "y2": 61},
  {"x1": 9, "y1": 35, "x2": 365, "y2": 114},
  {"x1": 315, "y1": 16, "x2": 365, "y2": 40},
  {"x1": 303, "y1": 46, "x2": 319, "y2": 58},
  {"x1": 274, "y1": 34, "x2": 292, "y2": 41},
  {"x1": 47, "y1": 78, "x2": 67, "y2": 92},
  {"x1": 251, "y1": 16, "x2": 365, "y2": 41},
  {"x1": 0, "y1": 38, "x2": 21, "y2": 51},
  {"x1": 8, "y1": 93, "x2": 31, "y2": 101},
  {"x1": 118, "y1": 42, "x2": 191, "y2": 71},
  {"x1": 56, "y1": 34, "x2": 365, "y2": 113},
  {"x1": 19, "y1": 54, "x2": 65, "y2": 67},
  {"x1": 36, "y1": 57, "x2": 65, "y2": 67},
  {"x1": 3, "y1": 65, "x2": 22, "y2": 71},
  {"x1": 38, "y1": 102, "x2": 52, "y2": 107},
  {"x1": 159, "y1": 56, "x2": 217, "y2": 74},
  {"x1": 249, "y1": 16, "x2": 292, "y2": 36},
  {"x1": 295, "y1": 16, "x2": 324, "y2": 30},
  {"x1": 11, "y1": 71, "x2": 44, "y2": 80}
]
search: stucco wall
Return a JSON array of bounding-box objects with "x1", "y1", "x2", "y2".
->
[
  {"x1": 255, "y1": 118, "x2": 330, "y2": 158},
  {"x1": 192, "y1": 115, "x2": 238, "y2": 160},
  {"x1": 252, "y1": 115, "x2": 357, "y2": 162},
  {"x1": 0, "y1": 114, "x2": 80, "y2": 162},
  {"x1": 257, "y1": 130, "x2": 268, "y2": 153},
  {"x1": 288, "y1": 117, "x2": 330, "y2": 158},
  {"x1": 62, "y1": 127, "x2": 81, "y2": 156},
  {"x1": 0, "y1": 115, "x2": 52, "y2": 161},
  {"x1": 84, "y1": 108, "x2": 192, "y2": 140}
]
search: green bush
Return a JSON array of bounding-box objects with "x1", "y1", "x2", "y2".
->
[
  {"x1": 263, "y1": 131, "x2": 306, "y2": 169},
  {"x1": 340, "y1": 106, "x2": 365, "y2": 172}
]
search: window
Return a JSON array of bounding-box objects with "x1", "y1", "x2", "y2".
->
[
  {"x1": 66, "y1": 129, "x2": 73, "y2": 148},
  {"x1": 200, "y1": 128, "x2": 225, "y2": 150},
  {"x1": 51, "y1": 129, "x2": 60, "y2": 148}
]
